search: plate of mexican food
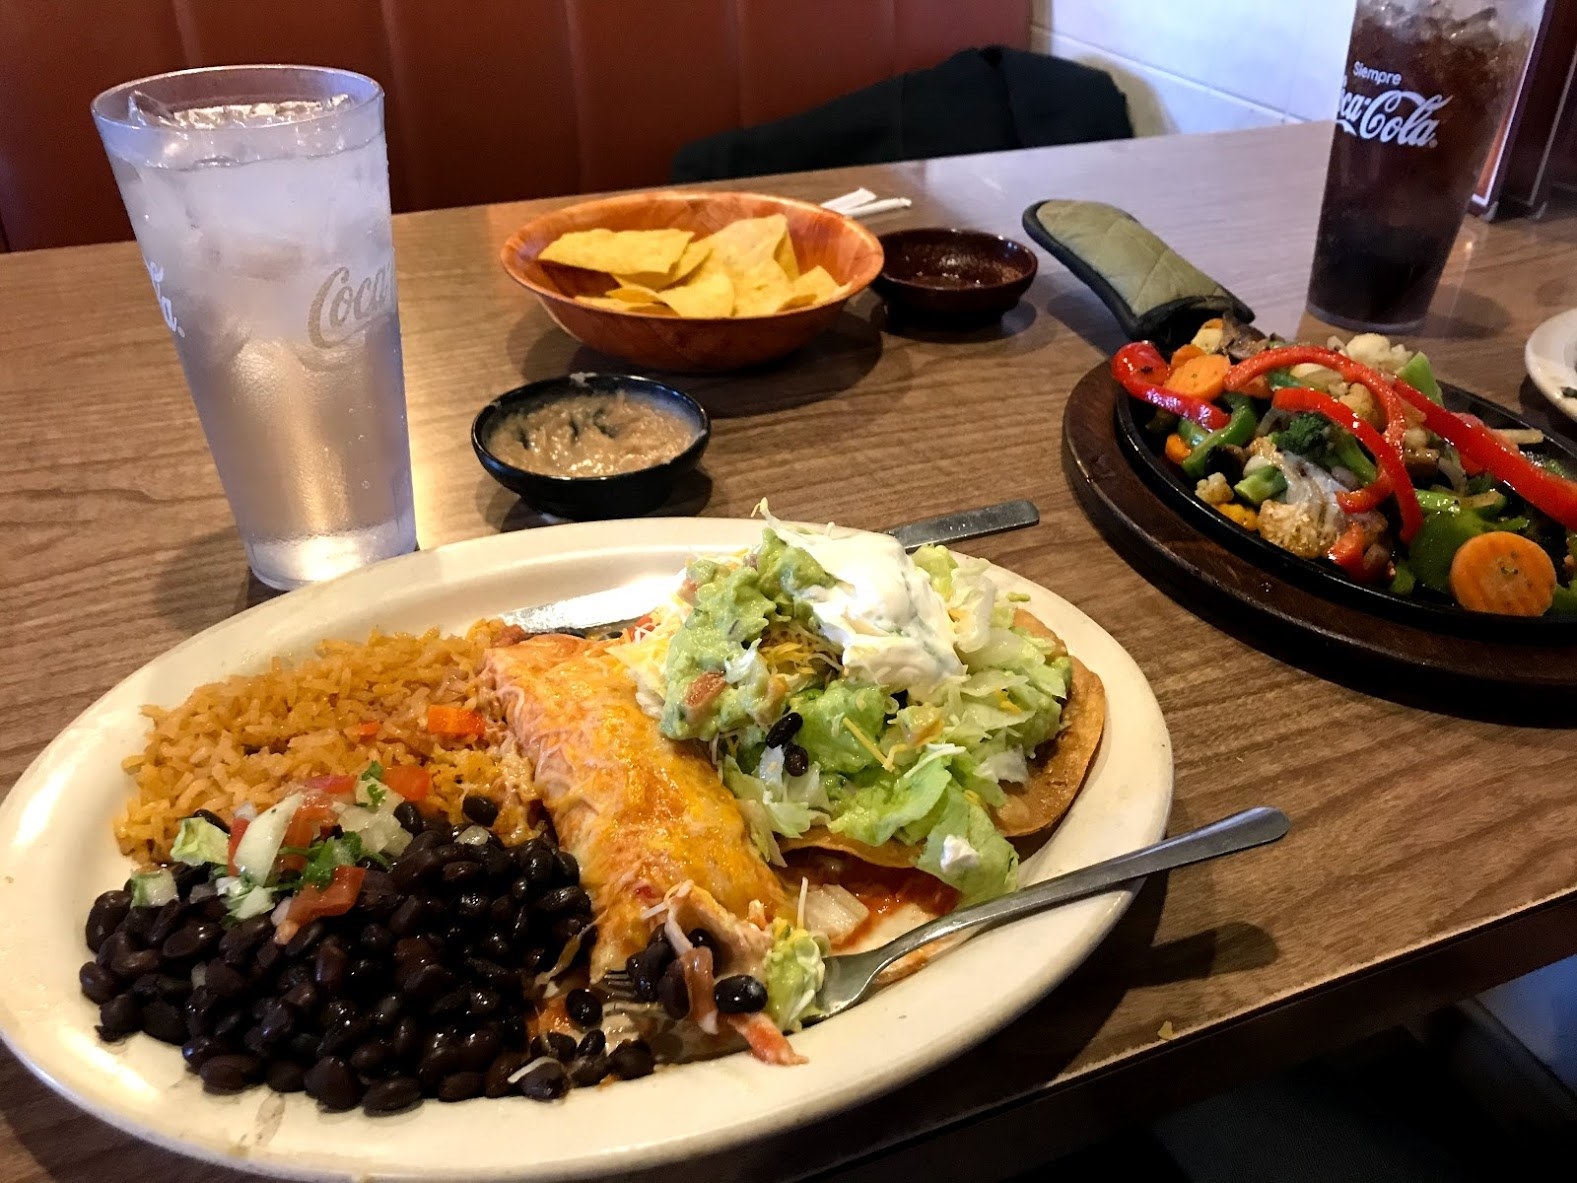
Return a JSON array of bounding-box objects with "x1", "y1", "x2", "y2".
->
[{"x1": 0, "y1": 515, "x2": 1171, "y2": 1180}]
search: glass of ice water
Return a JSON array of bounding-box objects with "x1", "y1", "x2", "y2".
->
[{"x1": 92, "y1": 65, "x2": 417, "y2": 590}]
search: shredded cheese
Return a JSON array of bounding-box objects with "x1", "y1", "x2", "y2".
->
[
  {"x1": 841, "y1": 716, "x2": 895, "y2": 773},
  {"x1": 796, "y1": 876, "x2": 808, "y2": 929}
]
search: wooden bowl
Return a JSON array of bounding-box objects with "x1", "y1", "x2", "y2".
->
[{"x1": 501, "y1": 190, "x2": 884, "y2": 373}]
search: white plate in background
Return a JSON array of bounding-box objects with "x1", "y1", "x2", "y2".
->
[{"x1": 1525, "y1": 307, "x2": 1577, "y2": 424}]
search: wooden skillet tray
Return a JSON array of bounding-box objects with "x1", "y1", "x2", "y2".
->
[{"x1": 1063, "y1": 362, "x2": 1577, "y2": 699}]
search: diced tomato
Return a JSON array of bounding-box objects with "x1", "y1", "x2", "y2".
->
[
  {"x1": 302, "y1": 774, "x2": 355, "y2": 796},
  {"x1": 683, "y1": 671, "x2": 727, "y2": 715},
  {"x1": 382, "y1": 764, "x2": 431, "y2": 801},
  {"x1": 425, "y1": 704, "x2": 487, "y2": 740},
  {"x1": 286, "y1": 865, "x2": 366, "y2": 924},
  {"x1": 226, "y1": 817, "x2": 250, "y2": 877},
  {"x1": 346, "y1": 721, "x2": 381, "y2": 741}
]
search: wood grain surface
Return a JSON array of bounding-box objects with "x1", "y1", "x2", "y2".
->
[{"x1": 3, "y1": 121, "x2": 1577, "y2": 1183}]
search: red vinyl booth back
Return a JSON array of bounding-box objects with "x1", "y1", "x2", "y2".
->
[{"x1": 0, "y1": 0, "x2": 1031, "y2": 252}]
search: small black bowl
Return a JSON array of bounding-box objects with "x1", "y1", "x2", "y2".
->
[
  {"x1": 873, "y1": 228, "x2": 1038, "y2": 324},
  {"x1": 471, "y1": 374, "x2": 710, "y2": 519}
]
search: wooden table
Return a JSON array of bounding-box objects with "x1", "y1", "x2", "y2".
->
[{"x1": 3, "y1": 120, "x2": 1576, "y2": 1182}]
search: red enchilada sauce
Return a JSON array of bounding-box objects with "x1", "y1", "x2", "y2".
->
[{"x1": 784, "y1": 851, "x2": 959, "y2": 949}]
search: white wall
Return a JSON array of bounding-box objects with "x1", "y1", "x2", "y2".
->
[{"x1": 1032, "y1": 0, "x2": 1358, "y2": 135}]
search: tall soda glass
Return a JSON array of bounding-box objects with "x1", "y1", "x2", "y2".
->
[
  {"x1": 92, "y1": 65, "x2": 416, "y2": 589},
  {"x1": 1306, "y1": 0, "x2": 1534, "y2": 333}
]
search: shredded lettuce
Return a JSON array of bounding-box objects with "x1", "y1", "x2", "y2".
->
[
  {"x1": 761, "y1": 919, "x2": 827, "y2": 1031},
  {"x1": 791, "y1": 682, "x2": 891, "y2": 776},
  {"x1": 915, "y1": 790, "x2": 1018, "y2": 905},
  {"x1": 171, "y1": 817, "x2": 229, "y2": 867}
]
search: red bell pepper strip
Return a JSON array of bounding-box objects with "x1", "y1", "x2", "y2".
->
[
  {"x1": 1327, "y1": 522, "x2": 1387, "y2": 583},
  {"x1": 1112, "y1": 342, "x2": 1230, "y2": 429},
  {"x1": 1272, "y1": 387, "x2": 1424, "y2": 542},
  {"x1": 1337, "y1": 473, "x2": 1391, "y2": 514},
  {"x1": 1226, "y1": 345, "x2": 1412, "y2": 454},
  {"x1": 1390, "y1": 380, "x2": 1577, "y2": 530}
]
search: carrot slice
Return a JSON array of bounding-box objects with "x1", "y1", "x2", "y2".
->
[
  {"x1": 1448, "y1": 532, "x2": 1557, "y2": 617},
  {"x1": 425, "y1": 704, "x2": 487, "y2": 739},
  {"x1": 1169, "y1": 343, "x2": 1206, "y2": 367},
  {"x1": 1162, "y1": 353, "x2": 1231, "y2": 399}
]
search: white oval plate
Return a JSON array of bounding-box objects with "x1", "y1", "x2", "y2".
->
[
  {"x1": 0, "y1": 519, "x2": 1171, "y2": 1181},
  {"x1": 1525, "y1": 307, "x2": 1577, "y2": 424}
]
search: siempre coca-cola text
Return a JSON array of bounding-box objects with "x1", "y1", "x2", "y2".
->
[{"x1": 1335, "y1": 87, "x2": 1449, "y2": 148}]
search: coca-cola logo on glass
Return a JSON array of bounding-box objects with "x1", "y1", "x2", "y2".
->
[
  {"x1": 309, "y1": 263, "x2": 395, "y2": 349},
  {"x1": 1336, "y1": 66, "x2": 1449, "y2": 149}
]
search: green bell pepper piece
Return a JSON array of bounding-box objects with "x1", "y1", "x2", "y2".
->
[
  {"x1": 1408, "y1": 511, "x2": 1489, "y2": 595},
  {"x1": 1389, "y1": 559, "x2": 1417, "y2": 597},
  {"x1": 1395, "y1": 351, "x2": 1443, "y2": 405},
  {"x1": 1550, "y1": 583, "x2": 1577, "y2": 615},
  {"x1": 1181, "y1": 394, "x2": 1257, "y2": 478}
]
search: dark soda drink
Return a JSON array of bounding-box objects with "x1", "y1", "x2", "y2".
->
[{"x1": 1307, "y1": 0, "x2": 1529, "y2": 332}]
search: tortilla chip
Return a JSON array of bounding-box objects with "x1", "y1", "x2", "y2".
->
[
  {"x1": 605, "y1": 284, "x2": 663, "y2": 304},
  {"x1": 780, "y1": 265, "x2": 840, "y2": 310},
  {"x1": 774, "y1": 233, "x2": 800, "y2": 281},
  {"x1": 574, "y1": 294, "x2": 677, "y2": 315},
  {"x1": 698, "y1": 215, "x2": 789, "y2": 273},
  {"x1": 732, "y1": 260, "x2": 795, "y2": 317},
  {"x1": 653, "y1": 267, "x2": 735, "y2": 318},
  {"x1": 540, "y1": 228, "x2": 693, "y2": 276},
  {"x1": 613, "y1": 240, "x2": 713, "y2": 291},
  {"x1": 779, "y1": 831, "x2": 923, "y2": 868}
]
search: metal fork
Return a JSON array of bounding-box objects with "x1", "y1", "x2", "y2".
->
[{"x1": 598, "y1": 807, "x2": 1290, "y2": 1020}]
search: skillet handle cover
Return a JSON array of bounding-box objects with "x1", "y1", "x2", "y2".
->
[{"x1": 1021, "y1": 199, "x2": 1254, "y2": 352}]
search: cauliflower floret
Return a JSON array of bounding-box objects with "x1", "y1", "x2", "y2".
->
[
  {"x1": 1290, "y1": 362, "x2": 1342, "y2": 391},
  {"x1": 1247, "y1": 436, "x2": 1280, "y2": 463},
  {"x1": 1337, "y1": 332, "x2": 1413, "y2": 376},
  {"x1": 1257, "y1": 498, "x2": 1345, "y2": 558},
  {"x1": 1195, "y1": 472, "x2": 1234, "y2": 505},
  {"x1": 1190, "y1": 321, "x2": 1225, "y2": 354},
  {"x1": 1338, "y1": 383, "x2": 1386, "y2": 430}
]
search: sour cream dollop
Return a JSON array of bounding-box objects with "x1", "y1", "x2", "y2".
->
[{"x1": 770, "y1": 523, "x2": 963, "y2": 697}]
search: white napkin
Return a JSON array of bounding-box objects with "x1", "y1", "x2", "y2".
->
[{"x1": 821, "y1": 189, "x2": 912, "y2": 219}]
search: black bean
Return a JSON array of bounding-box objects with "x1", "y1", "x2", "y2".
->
[
  {"x1": 391, "y1": 1016, "x2": 422, "y2": 1065},
  {"x1": 568, "y1": 1054, "x2": 608, "y2": 1088},
  {"x1": 213, "y1": 1009, "x2": 248, "y2": 1043},
  {"x1": 122, "y1": 907, "x2": 157, "y2": 944},
  {"x1": 363, "y1": 1075, "x2": 422, "y2": 1115},
  {"x1": 200, "y1": 1053, "x2": 262, "y2": 1093},
  {"x1": 517, "y1": 841, "x2": 556, "y2": 886},
  {"x1": 551, "y1": 915, "x2": 590, "y2": 946},
  {"x1": 161, "y1": 921, "x2": 220, "y2": 963},
  {"x1": 783, "y1": 743, "x2": 810, "y2": 777},
  {"x1": 171, "y1": 863, "x2": 207, "y2": 895},
  {"x1": 130, "y1": 973, "x2": 164, "y2": 1003},
  {"x1": 394, "y1": 850, "x2": 446, "y2": 893},
  {"x1": 418, "y1": 1046, "x2": 466, "y2": 1087},
  {"x1": 467, "y1": 988, "x2": 502, "y2": 1020},
  {"x1": 345, "y1": 958, "x2": 385, "y2": 998},
  {"x1": 518, "y1": 1060, "x2": 569, "y2": 1101},
  {"x1": 188, "y1": 808, "x2": 229, "y2": 833},
  {"x1": 404, "y1": 962, "x2": 457, "y2": 1002},
  {"x1": 287, "y1": 1034, "x2": 320, "y2": 1066},
  {"x1": 531, "y1": 1032, "x2": 577, "y2": 1063},
  {"x1": 313, "y1": 941, "x2": 349, "y2": 995},
  {"x1": 487, "y1": 896, "x2": 515, "y2": 929},
  {"x1": 481, "y1": 846, "x2": 513, "y2": 883},
  {"x1": 576, "y1": 1029, "x2": 607, "y2": 1059},
  {"x1": 461, "y1": 794, "x2": 500, "y2": 827},
  {"x1": 564, "y1": 987, "x2": 602, "y2": 1029},
  {"x1": 320, "y1": 998, "x2": 358, "y2": 1029},
  {"x1": 508, "y1": 908, "x2": 536, "y2": 949},
  {"x1": 455, "y1": 890, "x2": 489, "y2": 922},
  {"x1": 111, "y1": 944, "x2": 161, "y2": 981},
  {"x1": 198, "y1": 896, "x2": 229, "y2": 924},
  {"x1": 479, "y1": 932, "x2": 514, "y2": 963},
  {"x1": 203, "y1": 960, "x2": 247, "y2": 999},
  {"x1": 368, "y1": 993, "x2": 403, "y2": 1027},
  {"x1": 277, "y1": 962, "x2": 312, "y2": 992},
  {"x1": 433, "y1": 843, "x2": 474, "y2": 866},
  {"x1": 521, "y1": 944, "x2": 551, "y2": 974},
  {"x1": 357, "y1": 923, "x2": 393, "y2": 956},
  {"x1": 536, "y1": 885, "x2": 590, "y2": 917},
  {"x1": 386, "y1": 896, "x2": 421, "y2": 937},
  {"x1": 393, "y1": 800, "x2": 424, "y2": 836},
  {"x1": 318, "y1": 1017, "x2": 372, "y2": 1058},
  {"x1": 285, "y1": 920, "x2": 326, "y2": 960},
  {"x1": 608, "y1": 1039, "x2": 656, "y2": 1080},
  {"x1": 266, "y1": 1060, "x2": 307, "y2": 1093},
  {"x1": 258, "y1": 1000, "x2": 297, "y2": 1046},
  {"x1": 156, "y1": 973, "x2": 192, "y2": 1002},
  {"x1": 361, "y1": 887, "x2": 401, "y2": 918},
  {"x1": 79, "y1": 962, "x2": 119, "y2": 1005},
  {"x1": 142, "y1": 1000, "x2": 187, "y2": 1044},
  {"x1": 95, "y1": 930, "x2": 132, "y2": 973},
  {"x1": 431, "y1": 988, "x2": 470, "y2": 1019},
  {"x1": 657, "y1": 960, "x2": 690, "y2": 1021},
  {"x1": 95, "y1": 995, "x2": 141, "y2": 1041},
  {"x1": 458, "y1": 1027, "x2": 502, "y2": 1072},
  {"x1": 484, "y1": 1051, "x2": 528, "y2": 1098},
  {"x1": 217, "y1": 914, "x2": 270, "y2": 961},
  {"x1": 713, "y1": 974, "x2": 769, "y2": 1014},
  {"x1": 764, "y1": 711, "x2": 804, "y2": 748},
  {"x1": 304, "y1": 1056, "x2": 363, "y2": 1111},
  {"x1": 182, "y1": 1035, "x2": 227, "y2": 1071},
  {"x1": 147, "y1": 900, "x2": 185, "y2": 948},
  {"x1": 184, "y1": 986, "x2": 219, "y2": 1036},
  {"x1": 242, "y1": 1024, "x2": 268, "y2": 1056},
  {"x1": 85, "y1": 890, "x2": 133, "y2": 954},
  {"x1": 423, "y1": 814, "x2": 454, "y2": 839},
  {"x1": 281, "y1": 980, "x2": 319, "y2": 1014},
  {"x1": 349, "y1": 1040, "x2": 390, "y2": 1077},
  {"x1": 254, "y1": 939, "x2": 284, "y2": 976},
  {"x1": 685, "y1": 927, "x2": 723, "y2": 967},
  {"x1": 552, "y1": 850, "x2": 580, "y2": 885},
  {"x1": 442, "y1": 861, "x2": 485, "y2": 890},
  {"x1": 438, "y1": 1071, "x2": 483, "y2": 1102}
]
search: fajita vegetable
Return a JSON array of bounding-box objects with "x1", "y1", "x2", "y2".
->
[{"x1": 1116, "y1": 320, "x2": 1577, "y2": 617}]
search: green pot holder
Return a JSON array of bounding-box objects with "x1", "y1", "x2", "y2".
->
[{"x1": 1022, "y1": 199, "x2": 1253, "y2": 351}]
